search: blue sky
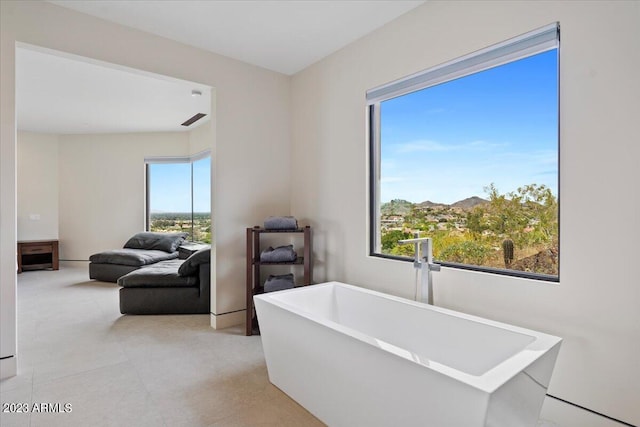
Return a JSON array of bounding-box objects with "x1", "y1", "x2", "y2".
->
[
  {"x1": 149, "y1": 157, "x2": 211, "y2": 213},
  {"x1": 380, "y1": 49, "x2": 558, "y2": 204}
]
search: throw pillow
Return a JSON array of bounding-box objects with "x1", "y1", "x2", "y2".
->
[{"x1": 123, "y1": 232, "x2": 188, "y2": 253}]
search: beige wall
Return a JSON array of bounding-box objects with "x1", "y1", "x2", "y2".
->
[
  {"x1": 0, "y1": 1, "x2": 18, "y2": 373},
  {"x1": 1, "y1": 0, "x2": 291, "y2": 376},
  {"x1": 19, "y1": 127, "x2": 214, "y2": 300},
  {"x1": 57, "y1": 132, "x2": 190, "y2": 260},
  {"x1": 17, "y1": 131, "x2": 59, "y2": 241},
  {"x1": 291, "y1": 1, "x2": 639, "y2": 425},
  {"x1": 17, "y1": 130, "x2": 218, "y2": 259},
  {"x1": 4, "y1": 1, "x2": 638, "y2": 424},
  {"x1": 188, "y1": 104, "x2": 215, "y2": 155}
]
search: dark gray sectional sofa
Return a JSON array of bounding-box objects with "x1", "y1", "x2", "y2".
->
[
  {"x1": 89, "y1": 232, "x2": 211, "y2": 315},
  {"x1": 89, "y1": 232, "x2": 187, "y2": 282},
  {"x1": 118, "y1": 251, "x2": 210, "y2": 315},
  {"x1": 89, "y1": 248, "x2": 180, "y2": 282}
]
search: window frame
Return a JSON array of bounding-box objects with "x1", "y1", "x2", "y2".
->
[
  {"x1": 145, "y1": 150, "x2": 211, "y2": 243},
  {"x1": 367, "y1": 23, "x2": 560, "y2": 282}
]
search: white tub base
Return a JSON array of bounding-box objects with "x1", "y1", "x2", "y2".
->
[{"x1": 254, "y1": 282, "x2": 561, "y2": 427}]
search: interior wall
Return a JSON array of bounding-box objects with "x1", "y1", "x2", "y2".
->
[
  {"x1": 57, "y1": 132, "x2": 189, "y2": 260},
  {"x1": 291, "y1": 1, "x2": 639, "y2": 425},
  {"x1": 17, "y1": 131, "x2": 59, "y2": 241},
  {"x1": 187, "y1": 106, "x2": 218, "y2": 314},
  {"x1": 1, "y1": 0, "x2": 292, "y2": 377},
  {"x1": 188, "y1": 112, "x2": 215, "y2": 155},
  {"x1": 0, "y1": 7, "x2": 17, "y2": 375}
]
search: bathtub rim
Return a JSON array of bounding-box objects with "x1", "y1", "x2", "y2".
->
[{"x1": 254, "y1": 281, "x2": 562, "y2": 394}]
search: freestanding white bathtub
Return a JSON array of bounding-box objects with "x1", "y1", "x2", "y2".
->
[{"x1": 254, "y1": 281, "x2": 561, "y2": 427}]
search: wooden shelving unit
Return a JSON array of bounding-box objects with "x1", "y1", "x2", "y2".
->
[{"x1": 246, "y1": 226, "x2": 312, "y2": 336}]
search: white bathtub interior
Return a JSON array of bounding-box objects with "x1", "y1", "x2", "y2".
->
[{"x1": 269, "y1": 283, "x2": 542, "y2": 377}]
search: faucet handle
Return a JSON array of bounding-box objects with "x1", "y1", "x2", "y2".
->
[{"x1": 398, "y1": 237, "x2": 432, "y2": 244}]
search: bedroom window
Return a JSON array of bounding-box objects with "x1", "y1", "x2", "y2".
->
[
  {"x1": 145, "y1": 152, "x2": 211, "y2": 243},
  {"x1": 368, "y1": 23, "x2": 560, "y2": 281}
]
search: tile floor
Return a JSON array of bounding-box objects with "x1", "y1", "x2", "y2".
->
[
  {"x1": 1, "y1": 262, "x2": 628, "y2": 427},
  {"x1": 0, "y1": 262, "x2": 324, "y2": 427}
]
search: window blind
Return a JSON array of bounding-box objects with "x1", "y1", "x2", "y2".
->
[{"x1": 366, "y1": 22, "x2": 559, "y2": 104}]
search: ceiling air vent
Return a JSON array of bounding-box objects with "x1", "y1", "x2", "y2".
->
[{"x1": 181, "y1": 113, "x2": 207, "y2": 127}]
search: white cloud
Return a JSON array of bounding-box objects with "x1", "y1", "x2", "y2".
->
[
  {"x1": 396, "y1": 140, "x2": 456, "y2": 153},
  {"x1": 467, "y1": 140, "x2": 509, "y2": 150},
  {"x1": 394, "y1": 139, "x2": 509, "y2": 154}
]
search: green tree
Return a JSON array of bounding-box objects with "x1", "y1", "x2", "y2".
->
[
  {"x1": 515, "y1": 183, "x2": 558, "y2": 245},
  {"x1": 439, "y1": 240, "x2": 490, "y2": 265},
  {"x1": 466, "y1": 208, "x2": 487, "y2": 238},
  {"x1": 477, "y1": 183, "x2": 558, "y2": 248},
  {"x1": 390, "y1": 244, "x2": 417, "y2": 257},
  {"x1": 381, "y1": 230, "x2": 412, "y2": 252}
]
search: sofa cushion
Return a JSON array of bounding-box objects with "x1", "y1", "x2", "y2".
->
[
  {"x1": 89, "y1": 248, "x2": 178, "y2": 266},
  {"x1": 123, "y1": 232, "x2": 188, "y2": 253},
  {"x1": 118, "y1": 259, "x2": 197, "y2": 288},
  {"x1": 178, "y1": 248, "x2": 211, "y2": 277}
]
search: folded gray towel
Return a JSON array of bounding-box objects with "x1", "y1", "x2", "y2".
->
[
  {"x1": 264, "y1": 216, "x2": 298, "y2": 230},
  {"x1": 260, "y1": 245, "x2": 297, "y2": 263},
  {"x1": 264, "y1": 273, "x2": 295, "y2": 293}
]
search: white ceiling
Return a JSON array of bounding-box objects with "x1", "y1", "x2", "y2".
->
[
  {"x1": 17, "y1": 46, "x2": 212, "y2": 134},
  {"x1": 49, "y1": 0, "x2": 425, "y2": 75},
  {"x1": 18, "y1": 1, "x2": 425, "y2": 134}
]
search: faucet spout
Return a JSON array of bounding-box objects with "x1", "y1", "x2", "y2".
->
[{"x1": 397, "y1": 237, "x2": 440, "y2": 304}]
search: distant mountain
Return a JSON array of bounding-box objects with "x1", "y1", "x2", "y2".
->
[
  {"x1": 416, "y1": 196, "x2": 488, "y2": 210},
  {"x1": 381, "y1": 199, "x2": 413, "y2": 216},
  {"x1": 382, "y1": 196, "x2": 489, "y2": 216},
  {"x1": 451, "y1": 196, "x2": 489, "y2": 209},
  {"x1": 417, "y1": 200, "x2": 447, "y2": 209}
]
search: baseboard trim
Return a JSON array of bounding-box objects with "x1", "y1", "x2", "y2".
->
[{"x1": 210, "y1": 310, "x2": 245, "y2": 329}]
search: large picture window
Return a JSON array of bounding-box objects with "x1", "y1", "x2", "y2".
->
[
  {"x1": 369, "y1": 24, "x2": 559, "y2": 280},
  {"x1": 145, "y1": 152, "x2": 211, "y2": 243}
]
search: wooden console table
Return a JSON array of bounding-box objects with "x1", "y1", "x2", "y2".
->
[{"x1": 17, "y1": 240, "x2": 59, "y2": 273}]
